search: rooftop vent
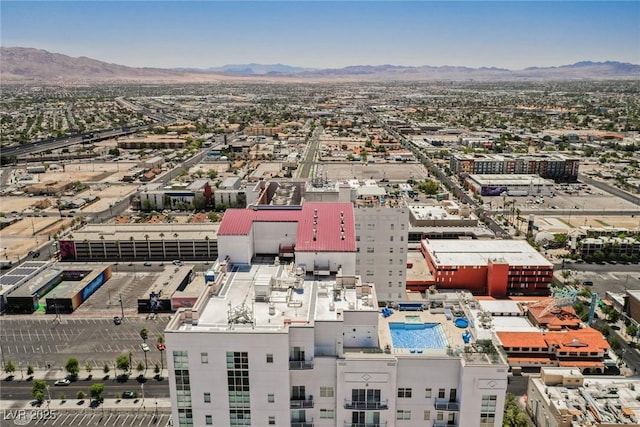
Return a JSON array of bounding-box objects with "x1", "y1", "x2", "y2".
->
[{"x1": 313, "y1": 228, "x2": 317, "y2": 241}]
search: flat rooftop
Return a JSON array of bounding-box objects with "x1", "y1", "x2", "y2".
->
[
  {"x1": 45, "y1": 266, "x2": 108, "y2": 299},
  {"x1": 532, "y1": 374, "x2": 640, "y2": 425},
  {"x1": 70, "y1": 223, "x2": 220, "y2": 241},
  {"x1": 422, "y1": 239, "x2": 553, "y2": 267},
  {"x1": 185, "y1": 263, "x2": 378, "y2": 332},
  {"x1": 139, "y1": 265, "x2": 193, "y2": 299}
]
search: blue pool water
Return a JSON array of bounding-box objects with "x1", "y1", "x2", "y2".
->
[{"x1": 389, "y1": 323, "x2": 448, "y2": 349}]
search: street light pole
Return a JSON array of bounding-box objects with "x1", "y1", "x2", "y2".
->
[{"x1": 119, "y1": 294, "x2": 124, "y2": 319}]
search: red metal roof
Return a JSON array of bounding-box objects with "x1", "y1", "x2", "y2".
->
[
  {"x1": 295, "y1": 203, "x2": 356, "y2": 252},
  {"x1": 218, "y1": 203, "x2": 356, "y2": 253},
  {"x1": 218, "y1": 209, "x2": 302, "y2": 235}
]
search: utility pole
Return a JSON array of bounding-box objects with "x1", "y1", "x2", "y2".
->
[{"x1": 119, "y1": 294, "x2": 125, "y2": 319}]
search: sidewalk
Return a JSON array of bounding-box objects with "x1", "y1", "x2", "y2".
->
[
  {"x1": 0, "y1": 367, "x2": 172, "y2": 412},
  {"x1": 5, "y1": 367, "x2": 170, "y2": 382}
]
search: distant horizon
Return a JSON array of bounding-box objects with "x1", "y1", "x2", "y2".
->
[
  {"x1": 2, "y1": 1, "x2": 639, "y2": 69},
  {"x1": 4, "y1": 46, "x2": 640, "y2": 72}
]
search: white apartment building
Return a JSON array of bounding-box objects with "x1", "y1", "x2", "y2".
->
[
  {"x1": 165, "y1": 249, "x2": 508, "y2": 427},
  {"x1": 352, "y1": 183, "x2": 408, "y2": 302},
  {"x1": 305, "y1": 181, "x2": 409, "y2": 302}
]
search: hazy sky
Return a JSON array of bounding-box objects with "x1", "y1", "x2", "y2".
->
[{"x1": 2, "y1": 1, "x2": 639, "y2": 69}]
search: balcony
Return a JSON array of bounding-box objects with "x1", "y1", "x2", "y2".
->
[
  {"x1": 433, "y1": 422, "x2": 457, "y2": 427},
  {"x1": 344, "y1": 399, "x2": 389, "y2": 410},
  {"x1": 291, "y1": 423, "x2": 313, "y2": 427},
  {"x1": 434, "y1": 399, "x2": 459, "y2": 412},
  {"x1": 290, "y1": 397, "x2": 314, "y2": 409},
  {"x1": 289, "y1": 360, "x2": 314, "y2": 370},
  {"x1": 344, "y1": 422, "x2": 387, "y2": 427}
]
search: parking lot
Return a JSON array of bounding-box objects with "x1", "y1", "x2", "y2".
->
[
  {"x1": 0, "y1": 316, "x2": 169, "y2": 371},
  {"x1": 17, "y1": 410, "x2": 171, "y2": 426}
]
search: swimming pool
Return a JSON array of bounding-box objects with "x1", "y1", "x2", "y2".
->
[{"x1": 389, "y1": 323, "x2": 448, "y2": 349}]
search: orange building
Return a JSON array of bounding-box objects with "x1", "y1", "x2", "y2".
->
[
  {"x1": 412, "y1": 239, "x2": 554, "y2": 298},
  {"x1": 497, "y1": 328, "x2": 610, "y2": 373}
]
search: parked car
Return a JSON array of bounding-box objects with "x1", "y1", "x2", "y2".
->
[
  {"x1": 172, "y1": 260, "x2": 183, "y2": 266},
  {"x1": 582, "y1": 281, "x2": 594, "y2": 286},
  {"x1": 140, "y1": 343, "x2": 150, "y2": 352},
  {"x1": 113, "y1": 316, "x2": 122, "y2": 325},
  {"x1": 122, "y1": 391, "x2": 135, "y2": 399}
]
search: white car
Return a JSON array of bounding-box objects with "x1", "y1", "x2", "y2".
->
[
  {"x1": 54, "y1": 379, "x2": 71, "y2": 386},
  {"x1": 140, "y1": 343, "x2": 150, "y2": 352}
]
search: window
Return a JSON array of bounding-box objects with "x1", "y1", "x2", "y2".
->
[
  {"x1": 173, "y1": 350, "x2": 189, "y2": 369},
  {"x1": 437, "y1": 412, "x2": 444, "y2": 421},
  {"x1": 204, "y1": 392, "x2": 211, "y2": 403},
  {"x1": 480, "y1": 395, "x2": 497, "y2": 427},
  {"x1": 205, "y1": 415, "x2": 213, "y2": 425},
  {"x1": 367, "y1": 247, "x2": 375, "y2": 253},
  {"x1": 438, "y1": 388, "x2": 445, "y2": 399},
  {"x1": 201, "y1": 352, "x2": 208, "y2": 364},
  {"x1": 398, "y1": 387, "x2": 412, "y2": 398},
  {"x1": 266, "y1": 354, "x2": 273, "y2": 363},
  {"x1": 268, "y1": 416, "x2": 275, "y2": 425},
  {"x1": 268, "y1": 394, "x2": 274, "y2": 403},
  {"x1": 320, "y1": 409, "x2": 335, "y2": 419},
  {"x1": 424, "y1": 410, "x2": 431, "y2": 420},
  {"x1": 320, "y1": 387, "x2": 334, "y2": 398},
  {"x1": 396, "y1": 410, "x2": 411, "y2": 420},
  {"x1": 425, "y1": 388, "x2": 432, "y2": 398},
  {"x1": 390, "y1": 236, "x2": 394, "y2": 242}
]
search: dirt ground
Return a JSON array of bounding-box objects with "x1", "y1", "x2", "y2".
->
[
  {"x1": 322, "y1": 162, "x2": 430, "y2": 182},
  {"x1": 75, "y1": 184, "x2": 138, "y2": 213},
  {"x1": 0, "y1": 217, "x2": 72, "y2": 260},
  {"x1": 0, "y1": 196, "x2": 47, "y2": 212},
  {"x1": 534, "y1": 215, "x2": 640, "y2": 233}
]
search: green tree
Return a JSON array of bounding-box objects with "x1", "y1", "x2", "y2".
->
[
  {"x1": 89, "y1": 383, "x2": 105, "y2": 402},
  {"x1": 626, "y1": 324, "x2": 638, "y2": 338},
  {"x1": 76, "y1": 391, "x2": 85, "y2": 400},
  {"x1": 31, "y1": 379, "x2": 47, "y2": 404},
  {"x1": 140, "y1": 327, "x2": 149, "y2": 342},
  {"x1": 116, "y1": 354, "x2": 130, "y2": 374},
  {"x1": 103, "y1": 364, "x2": 110, "y2": 375},
  {"x1": 136, "y1": 362, "x2": 145, "y2": 376},
  {"x1": 418, "y1": 180, "x2": 440, "y2": 195},
  {"x1": 85, "y1": 362, "x2": 93, "y2": 378},
  {"x1": 65, "y1": 357, "x2": 80, "y2": 377},
  {"x1": 4, "y1": 360, "x2": 16, "y2": 376},
  {"x1": 609, "y1": 336, "x2": 622, "y2": 353},
  {"x1": 26, "y1": 365, "x2": 34, "y2": 377}
]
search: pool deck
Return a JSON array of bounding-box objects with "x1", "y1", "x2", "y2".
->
[{"x1": 377, "y1": 309, "x2": 467, "y2": 355}]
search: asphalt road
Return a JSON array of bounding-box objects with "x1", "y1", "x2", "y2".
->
[
  {"x1": 298, "y1": 125, "x2": 322, "y2": 179},
  {"x1": 1, "y1": 377, "x2": 169, "y2": 401},
  {"x1": 557, "y1": 263, "x2": 640, "y2": 295},
  {"x1": 0, "y1": 317, "x2": 169, "y2": 370}
]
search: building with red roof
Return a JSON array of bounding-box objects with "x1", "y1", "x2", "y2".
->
[
  {"x1": 217, "y1": 202, "x2": 357, "y2": 275},
  {"x1": 496, "y1": 328, "x2": 610, "y2": 373}
]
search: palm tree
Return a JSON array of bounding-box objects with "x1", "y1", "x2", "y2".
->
[
  {"x1": 99, "y1": 235, "x2": 107, "y2": 258},
  {"x1": 144, "y1": 234, "x2": 151, "y2": 259},
  {"x1": 159, "y1": 232, "x2": 166, "y2": 261},
  {"x1": 157, "y1": 335, "x2": 165, "y2": 374},
  {"x1": 83, "y1": 239, "x2": 92, "y2": 259},
  {"x1": 174, "y1": 233, "x2": 180, "y2": 259},
  {"x1": 129, "y1": 236, "x2": 136, "y2": 260},
  {"x1": 205, "y1": 235, "x2": 211, "y2": 260}
]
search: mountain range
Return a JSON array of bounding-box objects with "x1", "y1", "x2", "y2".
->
[{"x1": 2, "y1": 47, "x2": 639, "y2": 83}]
